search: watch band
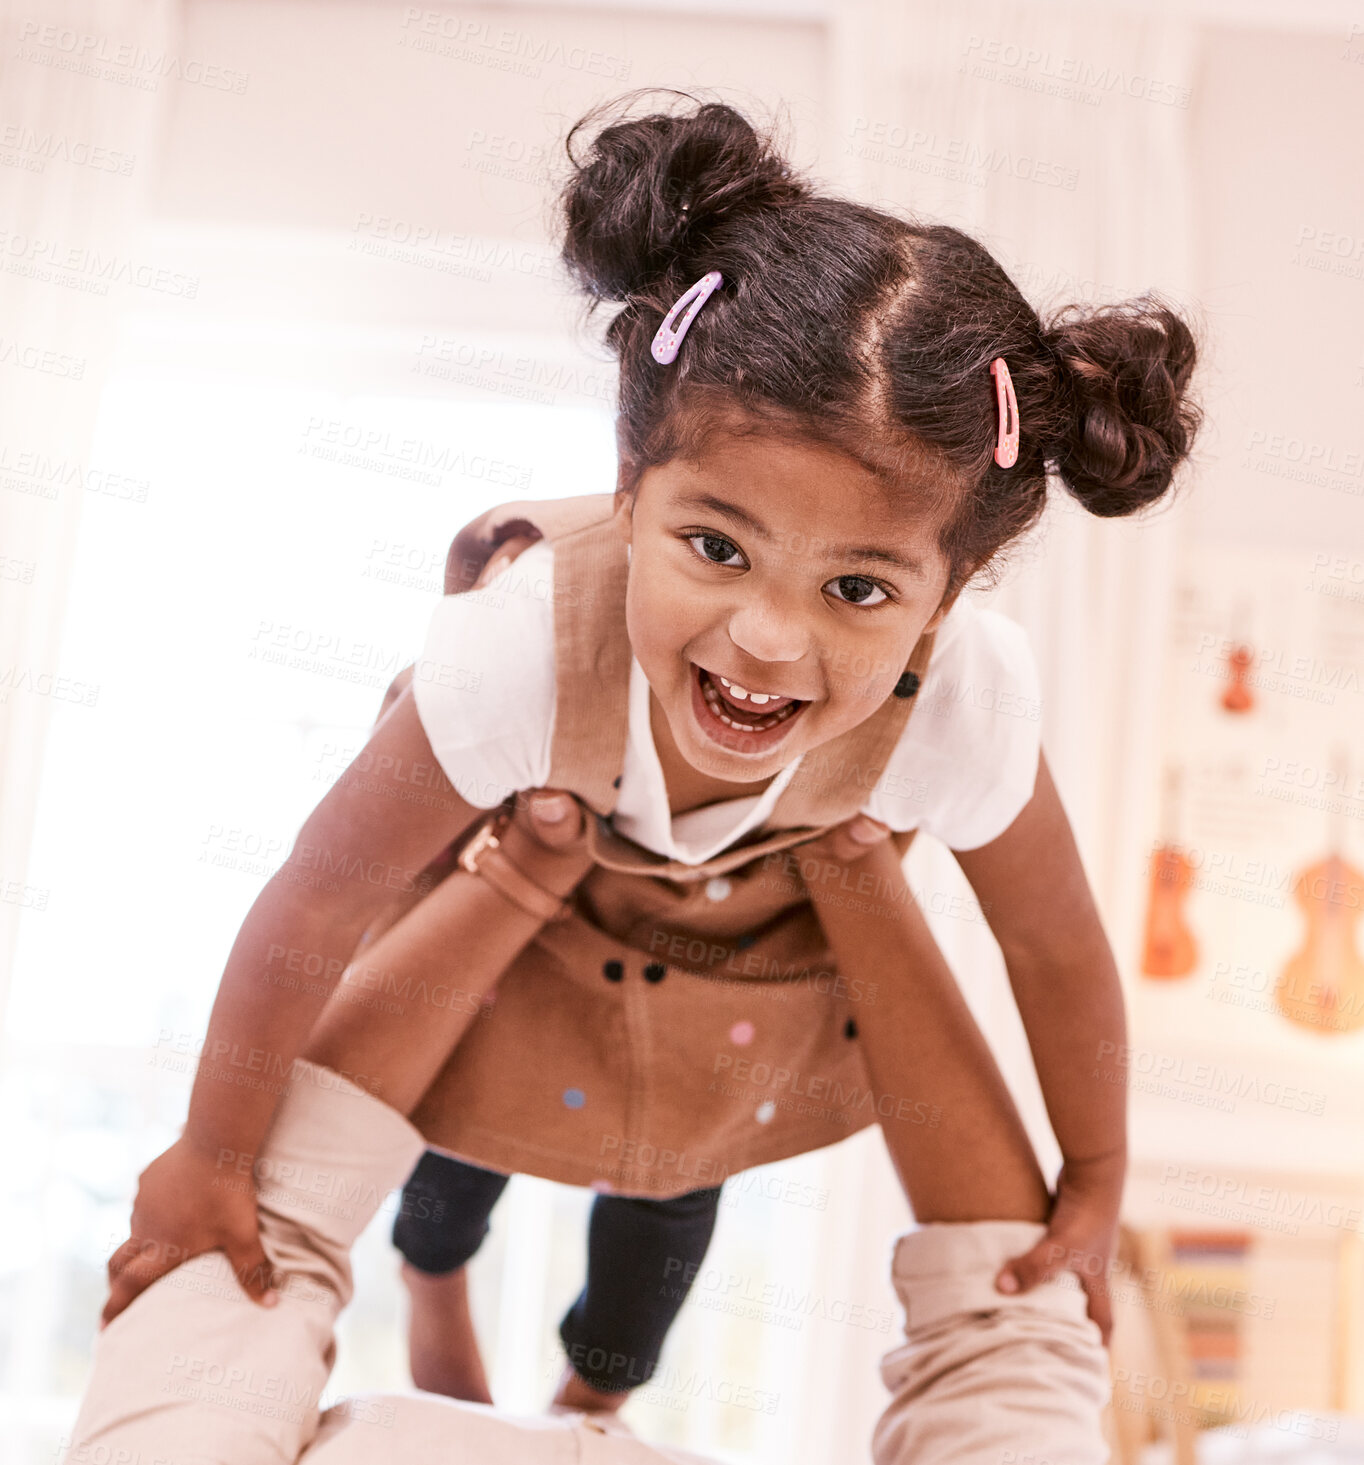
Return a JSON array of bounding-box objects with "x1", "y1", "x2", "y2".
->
[{"x1": 458, "y1": 813, "x2": 575, "y2": 923}]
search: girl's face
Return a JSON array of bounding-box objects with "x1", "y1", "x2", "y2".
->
[{"x1": 614, "y1": 427, "x2": 959, "y2": 787}]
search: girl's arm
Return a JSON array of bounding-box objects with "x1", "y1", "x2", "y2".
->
[
  {"x1": 951, "y1": 749, "x2": 1128, "y2": 1169},
  {"x1": 103, "y1": 684, "x2": 493, "y2": 1325},
  {"x1": 183, "y1": 685, "x2": 493, "y2": 1157},
  {"x1": 950, "y1": 749, "x2": 1127, "y2": 1330}
]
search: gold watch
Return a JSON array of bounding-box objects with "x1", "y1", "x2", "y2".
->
[{"x1": 457, "y1": 807, "x2": 575, "y2": 923}]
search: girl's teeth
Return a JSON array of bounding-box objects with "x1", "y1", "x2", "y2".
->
[
  {"x1": 701, "y1": 671, "x2": 800, "y2": 733},
  {"x1": 717, "y1": 676, "x2": 771, "y2": 704}
]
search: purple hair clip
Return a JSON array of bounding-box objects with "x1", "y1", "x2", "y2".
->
[{"x1": 651, "y1": 270, "x2": 723, "y2": 364}]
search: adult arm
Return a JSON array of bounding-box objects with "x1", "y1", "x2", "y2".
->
[
  {"x1": 797, "y1": 824, "x2": 1053, "y2": 1224},
  {"x1": 801, "y1": 750, "x2": 1127, "y2": 1340}
]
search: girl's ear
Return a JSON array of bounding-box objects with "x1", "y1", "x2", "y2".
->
[{"x1": 611, "y1": 479, "x2": 635, "y2": 544}]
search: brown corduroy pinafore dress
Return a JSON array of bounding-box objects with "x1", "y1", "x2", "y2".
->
[{"x1": 406, "y1": 494, "x2": 939, "y2": 1199}]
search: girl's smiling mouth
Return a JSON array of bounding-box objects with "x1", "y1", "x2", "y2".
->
[{"x1": 688, "y1": 661, "x2": 810, "y2": 755}]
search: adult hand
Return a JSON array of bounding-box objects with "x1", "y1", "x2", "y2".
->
[
  {"x1": 519, "y1": 793, "x2": 893, "y2": 871},
  {"x1": 498, "y1": 789, "x2": 592, "y2": 890},
  {"x1": 102, "y1": 1134, "x2": 278, "y2": 1330},
  {"x1": 794, "y1": 813, "x2": 895, "y2": 866}
]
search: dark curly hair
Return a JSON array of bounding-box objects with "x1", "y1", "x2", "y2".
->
[{"x1": 555, "y1": 89, "x2": 1202, "y2": 597}]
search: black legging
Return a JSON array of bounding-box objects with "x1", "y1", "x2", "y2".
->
[{"x1": 392, "y1": 1149, "x2": 724, "y2": 1393}]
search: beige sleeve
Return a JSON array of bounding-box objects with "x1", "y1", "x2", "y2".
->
[
  {"x1": 61, "y1": 1060, "x2": 722, "y2": 1465},
  {"x1": 873, "y1": 1220, "x2": 1113, "y2": 1465},
  {"x1": 65, "y1": 1067, "x2": 1107, "y2": 1465},
  {"x1": 62, "y1": 1062, "x2": 428, "y2": 1465}
]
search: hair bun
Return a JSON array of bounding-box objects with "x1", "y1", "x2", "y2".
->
[
  {"x1": 1042, "y1": 295, "x2": 1201, "y2": 517},
  {"x1": 559, "y1": 89, "x2": 810, "y2": 303}
]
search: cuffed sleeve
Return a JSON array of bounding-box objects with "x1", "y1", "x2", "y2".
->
[
  {"x1": 873, "y1": 1220, "x2": 1111, "y2": 1465},
  {"x1": 63, "y1": 1063, "x2": 428, "y2": 1465}
]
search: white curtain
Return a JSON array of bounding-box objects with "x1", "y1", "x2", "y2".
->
[
  {"x1": 826, "y1": 0, "x2": 1201, "y2": 1131},
  {"x1": 813, "y1": 0, "x2": 1201, "y2": 1449},
  {"x1": 0, "y1": 0, "x2": 179, "y2": 1033}
]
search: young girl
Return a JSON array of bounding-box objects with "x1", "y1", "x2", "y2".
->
[{"x1": 101, "y1": 87, "x2": 1199, "y2": 1421}]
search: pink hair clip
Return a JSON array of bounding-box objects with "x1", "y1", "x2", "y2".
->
[
  {"x1": 990, "y1": 356, "x2": 1019, "y2": 468},
  {"x1": 651, "y1": 270, "x2": 723, "y2": 365}
]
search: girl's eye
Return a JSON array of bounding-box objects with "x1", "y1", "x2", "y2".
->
[
  {"x1": 686, "y1": 532, "x2": 746, "y2": 569},
  {"x1": 826, "y1": 575, "x2": 890, "y2": 607},
  {"x1": 683, "y1": 532, "x2": 892, "y2": 607}
]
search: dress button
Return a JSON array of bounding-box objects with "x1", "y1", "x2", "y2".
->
[
  {"x1": 603, "y1": 960, "x2": 624, "y2": 982},
  {"x1": 704, "y1": 876, "x2": 733, "y2": 902},
  {"x1": 643, "y1": 962, "x2": 667, "y2": 983}
]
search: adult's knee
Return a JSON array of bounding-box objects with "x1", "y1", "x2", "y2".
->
[{"x1": 874, "y1": 1221, "x2": 1110, "y2": 1465}]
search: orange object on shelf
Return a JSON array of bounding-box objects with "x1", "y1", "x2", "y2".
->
[
  {"x1": 1142, "y1": 766, "x2": 1198, "y2": 980},
  {"x1": 1275, "y1": 851, "x2": 1364, "y2": 1035},
  {"x1": 1221, "y1": 643, "x2": 1255, "y2": 713},
  {"x1": 1275, "y1": 746, "x2": 1364, "y2": 1036}
]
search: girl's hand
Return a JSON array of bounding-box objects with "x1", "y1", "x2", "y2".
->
[
  {"x1": 995, "y1": 1151, "x2": 1124, "y2": 1345},
  {"x1": 101, "y1": 1134, "x2": 278, "y2": 1329}
]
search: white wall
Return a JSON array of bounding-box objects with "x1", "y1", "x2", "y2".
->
[{"x1": 1188, "y1": 24, "x2": 1364, "y2": 558}]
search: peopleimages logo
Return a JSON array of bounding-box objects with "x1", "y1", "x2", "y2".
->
[
  {"x1": 397, "y1": 9, "x2": 632, "y2": 82},
  {"x1": 960, "y1": 35, "x2": 1192, "y2": 108},
  {"x1": 13, "y1": 21, "x2": 250, "y2": 92},
  {"x1": 846, "y1": 117, "x2": 1079, "y2": 191},
  {"x1": 1093, "y1": 1041, "x2": 1327, "y2": 1116}
]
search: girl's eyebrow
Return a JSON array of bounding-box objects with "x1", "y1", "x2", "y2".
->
[{"x1": 674, "y1": 491, "x2": 929, "y2": 580}]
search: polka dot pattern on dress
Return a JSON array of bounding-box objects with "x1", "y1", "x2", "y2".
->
[
  {"x1": 755, "y1": 1100, "x2": 776, "y2": 1124},
  {"x1": 563, "y1": 1088, "x2": 586, "y2": 1109},
  {"x1": 729, "y1": 1020, "x2": 755, "y2": 1045}
]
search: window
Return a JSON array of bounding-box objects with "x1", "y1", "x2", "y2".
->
[{"x1": 4, "y1": 340, "x2": 901, "y2": 1463}]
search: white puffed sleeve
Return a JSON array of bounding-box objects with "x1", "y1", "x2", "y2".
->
[
  {"x1": 409, "y1": 538, "x2": 557, "y2": 808},
  {"x1": 863, "y1": 597, "x2": 1043, "y2": 851}
]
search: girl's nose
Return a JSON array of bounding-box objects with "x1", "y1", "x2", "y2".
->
[{"x1": 726, "y1": 599, "x2": 813, "y2": 667}]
